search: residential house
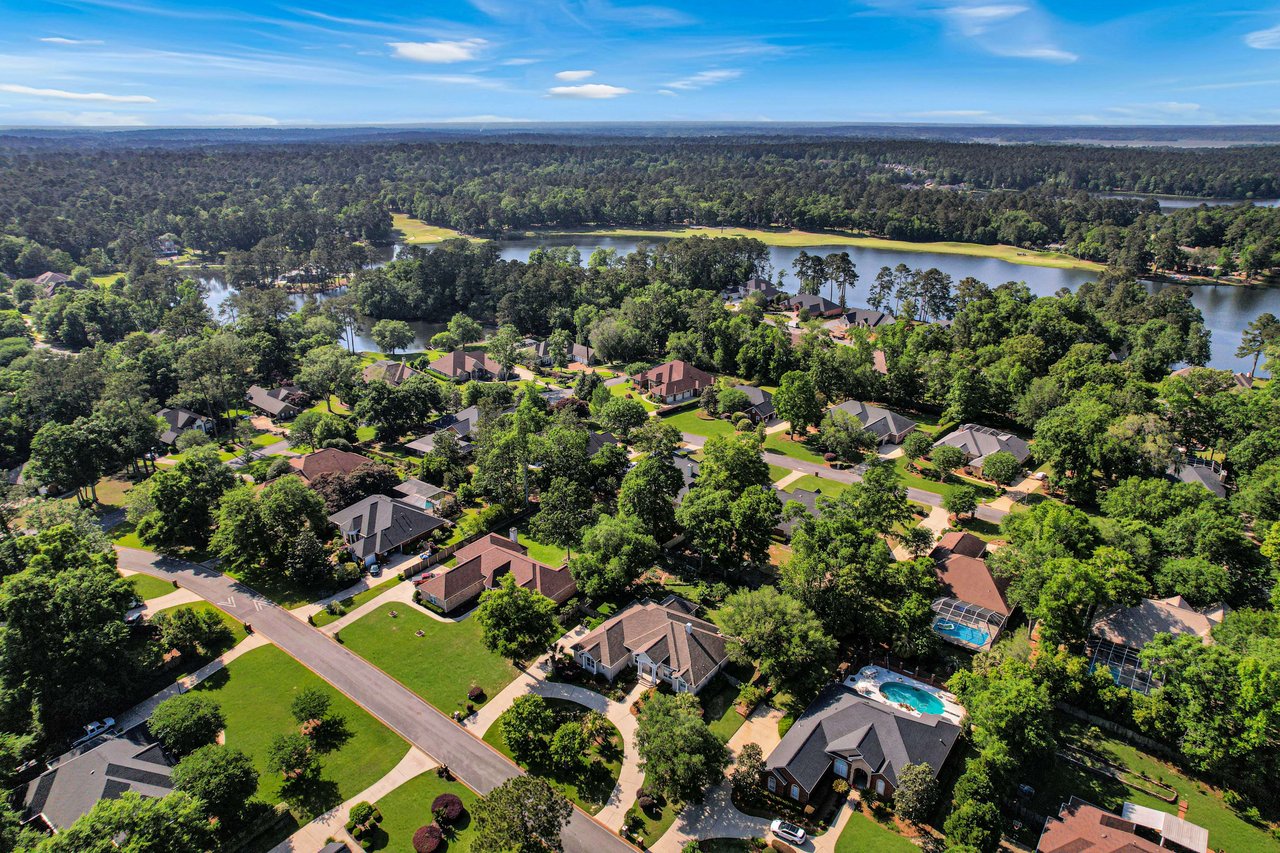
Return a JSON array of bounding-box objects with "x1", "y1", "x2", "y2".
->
[
  {"x1": 1166, "y1": 455, "x2": 1228, "y2": 499},
  {"x1": 775, "y1": 487, "x2": 823, "y2": 538},
  {"x1": 672, "y1": 454, "x2": 699, "y2": 502},
  {"x1": 154, "y1": 237, "x2": 180, "y2": 257},
  {"x1": 392, "y1": 478, "x2": 453, "y2": 512},
  {"x1": 329, "y1": 495, "x2": 448, "y2": 566},
  {"x1": 415, "y1": 532, "x2": 575, "y2": 613},
  {"x1": 632, "y1": 360, "x2": 715, "y2": 405},
  {"x1": 1088, "y1": 595, "x2": 1227, "y2": 694},
  {"x1": 730, "y1": 385, "x2": 775, "y2": 424},
  {"x1": 33, "y1": 271, "x2": 81, "y2": 300},
  {"x1": 1170, "y1": 365, "x2": 1255, "y2": 391},
  {"x1": 872, "y1": 350, "x2": 889, "y2": 375},
  {"x1": 764, "y1": 682, "x2": 961, "y2": 803},
  {"x1": 929, "y1": 532, "x2": 1011, "y2": 650},
  {"x1": 723, "y1": 276, "x2": 782, "y2": 302},
  {"x1": 288, "y1": 448, "x2": 374, "y2": 483},
  {"x1": 525, "y1": 337, "x2": 597, "y2": 366},
  {"x1": 362, "y1": 359, "x2": 422, "y2": 387},
  {"x1": 586, "y1": 430, "x2": 621, "y2": 457},
  {"x1": 245, "y1": 384, "x2": 302, "y2": 419},
  {"x1": 932, "y1": 424, "x2": 1030, "y2": 469},
  {"x1": 782, "y1": 293, "x2": 843, "y2": 318},
  {"x1": 427, "y1": 348, "x2": 512, "y2": 382},
  {"x1": 831, "y1": 400, "x2": 918, "y2": 445},
  {"x1": 570, "y1": 595, "x2": 728, "y2": 694},
  {"x1": 22, "y1": 727, "x2": 175, "y2": 833},
  {"x1": 156, "y1": 407, "x2": 215, "y2": 446},
  {"x1": 838, "y1": 307, "x2": 895, "y2": 331},
  {"x1": 1037, "y1": 796, "x2": 1208, "y2": 853},
  {"x1": 405, "y1": 404, "x2": 487, "y2": 456}
]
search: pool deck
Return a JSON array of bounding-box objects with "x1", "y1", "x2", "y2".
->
[
  {"x1": 845, "y1": 665, "x2": 966, "y2": 726},
  {"x1": 931, "y1": 614, "x2": 995, "y2": 651}
]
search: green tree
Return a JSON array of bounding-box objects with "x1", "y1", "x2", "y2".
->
[
  {"x1": 290, "y1": 687, "x2": 332, "y2": 724},
  {"x1": 1237, "y1": 313, "x2": 1280, "y2": 376},
  {"x1": 1153, "y1": 556, "x2": 1229, "y2": 607},
  {"x1": 892, "y1": 762, "x2": 938, "y2": 823},
  {"x1": 171, "y1": 744, "x2": 258, "y2": 825},
  {"x1": 297, "y1": 344, "x2": 359, "y2": 412},
  {"x1": 149, "y1": 693, "x2": 225, "y2": 756},
  {"x1": 371, "y1": 318, "x2": 415, "y2": 358},
  {"x1": 980, "y1": 450, "x2": 1020, "y2": 486},
  {"x1": 718, "y1": 586, "x2": 836, "y2": 698},
  {"x1": 135, "y1": 445, "x2": 237, "y2": 551},
  {"x1": 419, "y1": 428, "x2": 469, "y2": 489},
  {"x1": 210, "y1": 476, "x2": 329, "y2": 583},
  {"x1": 901, "y1": 431, "x2": 933, "y2": 468},
  {"x1": 818, "y1": 408, "x2": 877, "y2": 462},
  {"x1": 500, "y1": 694, "x2": 556, "y2": 763},
  {"x1": 944, "y1": 485, "x2": 978, "y2": 519},
  {"x1": 773, "y1": 370, "x2": 822, "y2": 437},
  {"x1": 629, "y1": 418, "x2": 682, "y2": 458},
  {"x1": 549, "y1": 721, "x2": 586, "y2": 771},
  {"x1": 36, "y1": 791, "x2": 212, "y2": 853},
  {"x1": 476, "y1": 574, "x2": 557, "y2": 663},
  {"x1": 151, "y1": 605, "x2": 232, "y2": 659},
  {"x1": 677, "y1": 484, "x2": 779, "y2": 573},
  {"x1": 472, "y1": 776, "x2": 572, "y2": 853},
  {"x1": 530, "y1": 476, "x2": 597, "y2": 557},
  {"x1": 618, "y1": 455, "x2": 684, "y2": 543},
  {"x1": 929, "y1": 444, "x2": 967, "y2": 477},
  {"x1": 635, "y1": 692, "x2": 729, "y2": 803},
  {"x1": 569, "y1": 513, "x2": 658, "y2": 599},
  {"x1": 729, "y1": 742, "x2": 765, "y2": 804},
  {"x1": 597, "y1": 396, "x2": 647, "y2": 437},
  {"x1": 447, "y1": 313, "x2": 484, "y2": 346},
  {"x1": 267, "y1": 731, "x2": 317, "y2": 780},
  {"x1": 487, "y1": 323, "x2": 524, "y2": 372}
]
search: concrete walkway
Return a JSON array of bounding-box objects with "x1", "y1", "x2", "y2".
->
[
  {"x1": 269, "y1": 746, "x2": 437, "y2": 853},
  {"x1": 774, "y1": 470, "x2": 807, "y2": 490},
  {"x1": 116, "y1": 634, "x2": 269, "y2": 732},
  {"x1": 132, "y1": 587, "x2": 202, "y2": 618}
]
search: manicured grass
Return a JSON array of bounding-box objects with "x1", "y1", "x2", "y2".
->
[
  {"x1": 1023, "y1": 715, "x2": 1280, "y2": 853},
  {"x1": 767, "y1": 464, "x2": 792, "y2": 483},
  {"x1": 339, "y1": 602, "x2": 519, "y2": 715},
  {"x1": 195, "y1": 645, "x2": 408, "y2": 815},
  {"x1": 522, "y1": 226, "x2": 1104, "y2": 271},
  {"x1": 609, "y1": 379, "x2": 659, "y2": 412},
  {"x1": 356, "y1": 425, "x2": 377, "y2": 442},
  {"x1": 634, "y1": 797, "x2": 681, "y2": 848},
  {"x1": 126, "y1": 572, "x2": 178, "y2": 602},
  {"x1": 780, "y1": 474, "x2": 848, "y2": 497},
  {"x1": 700, "y1": 676, "x2": 748, "y2": 744},
  {"x1": 893, "y1": 457, "x2": 996, "y2": 501},
  {"x1": 662, "y1": 407, "x2": 736, "y2": 439},
  {"x1": 250, "y1": 431, "x2": 283, "y2": 448},
  {"x1": 483, "y1": 697, "x2": 623, "y2": 814},
  {"x1": 391, "y1": 213, "x2": 471, "y2": 244},
  {"x1": 310, "y1": 576, "x2": 401, "y2": 627},
  {"x1": 300, "y1": 395, "x2": 352, "y2": 418},
  {"x1": 111, "y1": 522, "x2": 148, "y2": 551},
  {"x1": 518, "y1": 532, "x2": 569, "y2": 567},
  {"x1": 367, "y1": 771, "x2": 478, "y2": 852},
  {"x1": 762, "y1": 431, "x2": 827, "y2": 465},
  {"x1": 834, "y1": 808, "x2": 919, "y2": 853},
  {"x1": 152, "y1": 600, "x2": 249, "y2": 649}
]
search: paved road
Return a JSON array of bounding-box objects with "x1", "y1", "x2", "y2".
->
[
  {"x1": 115, "y1": 547, "x2": 634, "y2": 853},
  {"x1": 681, "y1": 431, "x2": 1008, "y2": 525}
]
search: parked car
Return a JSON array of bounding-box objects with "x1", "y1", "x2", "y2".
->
[
  {"x1": 73, "y1": 718, "x2": 116, "y2": 747},
  {"x1": 770, "y1": 819, "x2": 807, "y2": 845},
  {"x1": 369, "y1": 564, "x2": 382, "y2": 578}
]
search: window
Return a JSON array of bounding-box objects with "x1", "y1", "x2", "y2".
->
[
  {"x1": 833, "y1": 758, "x2": 849, "y2": 779},
  {"x1": 874, "y1": 778, "x2": 887, "y2": 796},
  {"x1": 767, "y1": 776, "x2": 776, "y2": 792},
  {"x1": 789, "y1": 784, "x2": 800, "y2": 800}
]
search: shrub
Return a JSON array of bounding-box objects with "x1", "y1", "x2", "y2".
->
[
  {"x1": 349, "y1": 801, "x2": 377, "y2": 828},
  {"x1": 412, "y1": 823, "x2": 443, "y2": 853},
  {"x1": 467, "y1": 684, "x2": 485, "y2": 702},
  {"x1": 431, "y1": 793, "x2": 465, "y2": 823},
  {"x1": 823, "y1": 452, "x2": 837, "y2": 463}
]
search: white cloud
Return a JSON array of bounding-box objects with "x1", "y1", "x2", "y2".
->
[
  {"x1": 555, "y1": 69, "x2": 595, "y2": 81},
  {"x1": 943, "y1": 4, "x2": 1027, "y2": 36},
  {"x1": 1107, "y1": 101, "x2": 1201, "y2": 117},
  {"x1": 1000, "y1": 46, "x2": 1077, "y2": 62},
  {"x1": 502, "y1": 57, "x2": 540, "y2": 65},
  {"x1": 873, "y1": 1, "x2": 1077, "y2": 63},
  {"x1": 1246, "y1": 24, "x2": 1280, "y2": 49},
  {"x1": 665, "y1": 69, "x2": 740, "y2": 90},
  {"x1": 39, "y1": 37, "x2": 104, "y2": 45},
  {"x1": 657, "y1": 89, "x2": 677, "y2": 96},
  {"x1": 547, "y1": 83, "x2": 631, "y2": 98},
  {"x1": 388, "y1": 38, "x2": 487, "y2": 63},
  {"x1": 411, "y1": 74, "x2": 507, "y2": 89},
  {"x1": 0, "y1": 83, "x2": 156, "y2": 103}
]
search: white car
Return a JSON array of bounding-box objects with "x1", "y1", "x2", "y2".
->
[{"x1": 770, "y1": 818, "x2": 807, "y2": 845}]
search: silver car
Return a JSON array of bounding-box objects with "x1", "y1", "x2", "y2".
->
[{"x1": 770, "y1": 818, "x2": 807, "y2": 845}]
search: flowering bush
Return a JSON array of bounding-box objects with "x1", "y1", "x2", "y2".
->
[
  {"x1": 431, "y1": 792, "x2": 465, "y2": 823},
  {"x1": 412, "y1": 823, "x2": 443, "y2": 853}
]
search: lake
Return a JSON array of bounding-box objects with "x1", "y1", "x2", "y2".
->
[
  {"x1": 1093, "y1": 192, "x2": 1280, "y2": 210},
  {"x1": 199, "y1": 237, "x2": 1280, "y2": 373}
]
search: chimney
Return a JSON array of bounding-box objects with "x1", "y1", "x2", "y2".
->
[
  {"x1": 509, "y1": 527, "x2": 518, "y2": 544},
  {"x1": 685, "y1": 621, "x2": 693, "y2": 635}
]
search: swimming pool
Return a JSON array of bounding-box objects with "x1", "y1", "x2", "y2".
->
[
  {"x1": 879, "y1": 682, "x2": 945, "y2": 716},
  {"x1": 933, "y1": 619, "x2": 991, "y2": 648}
]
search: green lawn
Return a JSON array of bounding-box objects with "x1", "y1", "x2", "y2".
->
[
  {"x1": 518, "y1": 532, "x2": 569, "y2": 566},
  {"x1": 112, "y1": 523, "x2": 148, "y2": 551},
  {"x1": 609, "y1": 379, "x2": 659, "y2": 412},
  {"x1": 763, "y1": 431, "x2": 827, "y2": 465},
  {"x1": 662, "y1": 407, "x2": 735, "y2": 439},
  {"x1": 633, "y1": 797, "x2": 680, "y2": 848},
  {"x1": 366, "y1": 771, "x2": 478, "y2": 852},
  {"x1": 339, "y1": 602, "x2": 519, "y2": 715},
  {"x1": 780, "y1": 474, "x2": 847, "y2": 497},
  {"x1": 767, "y1": 464, "x2": 792, "y2": 483},
  {"x1": 391, "y1": 213, "x2": 471, "y2": 244},
  {"x1": 1023, "y1": 716, "x2": 1280, "y2": 853},
  {"x1": 194, "y1": 645, "x2": 408, "y2": 816},
  {"x1": 482, "y1": 698, "x2": 623, "y2": 814},
  {"x1": 153, "y1": 600, "x2": 248, "y2": 649},
  {"x1": 126, "y1": 572, "x2": 177, "y2": 602},
  {"x1": 893, "y1": 457, "x2": 997, "y2": 501},
  {"x1": 310, "y1": 576, "x2": 402, "y2": 627},
  {"x1": 834, "y1": 808, "x2": 919, "y2": 852},
  {"x1": 700, "y1": 676, "x2": 748, "y2": 744}
]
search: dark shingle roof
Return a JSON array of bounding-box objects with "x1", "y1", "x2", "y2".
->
[
  {"x1": 328, "y1": 495, "x2": 447, "y2": 560},
  {"x1": 571, "y1": 595, "x2": 727, "y2": 687},
  {"x1": 832, "y1": 401, "x2": 917, "y2": 441},
  {"x1": 156, "y1": 407, "x2": 212, "y2": 446},
  {"x1": 933, "y1": 423, "x2": 1030, "y2": 466}
]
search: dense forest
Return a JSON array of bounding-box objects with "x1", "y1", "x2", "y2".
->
[{"x1": 2, "y1": 137, "x2": 1279, "y2": 280}]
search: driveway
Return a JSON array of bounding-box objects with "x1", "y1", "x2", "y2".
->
[{"x1": 115, "y1": 546, "x2": 634, "y2": 853}]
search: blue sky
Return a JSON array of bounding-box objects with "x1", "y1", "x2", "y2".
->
[{"x1": 1, "y1": 1, "x2": 1279, "y2": 126}]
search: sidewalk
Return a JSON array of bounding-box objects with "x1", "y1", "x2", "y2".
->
[
  {"x1": 132, "y1": 587, "x2": 202, "y2": 618},
  {"x1": 116, "y1": 634, "x2": 269, "y2": 732},
  {"x1": 269, "y1": 746, "x2": 437, "y2": 853}
]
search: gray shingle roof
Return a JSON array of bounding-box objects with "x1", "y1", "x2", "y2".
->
[
  {"x1": 571, "y1": 595, "x2": 727, "y2": 687},
  {"x1": 156, "y1": 407, "x2": 212, "y2": 446},
  {"x1": 766, "y1": 683, "x2": 960, "y2": 793},
  {"x1": 933, "y1": 423, "x2": 1030, "y2": 466},
  {"x1": 832, "y1": 400, "x2": 918, "y2": 441},
  {"x1": 732, "y1": 385, "x2": 775, "y2": 420},
  {"x1": 328, "y1": 495, "x2": 447, "y2": 560}
]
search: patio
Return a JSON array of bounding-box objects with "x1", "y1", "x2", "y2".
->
[{"x1": 844, "y1": 665, "x2": 965, "y2": 725}]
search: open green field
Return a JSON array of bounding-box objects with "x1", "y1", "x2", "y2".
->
[
  {"x1": 482, "y1": 697, "x2": 623, "y2": 814},
  {"x1": 368, "y1": 771, "x2": 478, "y2": 852},
  {"x1": 339, "y1": 602, "x2": 519, "y2": 715},
  {"x1": 767, "y1": 464, "x2": 792, "y2": 483},
  {"x1": 310, "y1": 576, "x2": 401, "y2": 627},
  {"x1": 126, "y1": 572, "x2": 177, "y2": 601},
  {"x1": 834, "y1": 808, "x2": 919, "y2": 852},
  {"x1": 1022, "y1": 716, "x2": 1280, "y2": 852},
  {"x1": 662, "y1": 407, "x2": 735, "y2": 439},
  {"x1": 521, "y1": 226, "x2": 1104, "y2": 272},
  {"x1": 893, "y1": 456, "x2": 997, "y2": 501},
  {"x1": 153, "y1": 600, "x2": 249, "y2": 649},
  {"x1": 391, "y1": 213, "x2": 471, "y2": 245},
  {"x1": 518, "y1": 532, "x2": 569, "y2": 566},
  {"x1": 763, "y1": 432, "x2": 827, "y2": 465},
  {"x1": 195, "y1": 645, "x2": 407, "y2": 814}
]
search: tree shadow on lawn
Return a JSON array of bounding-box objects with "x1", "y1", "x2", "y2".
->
[{"x1": 281, "y1": 774, "x2": 343, "y2": 820}]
